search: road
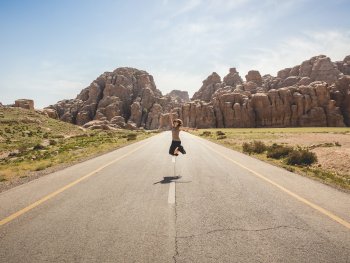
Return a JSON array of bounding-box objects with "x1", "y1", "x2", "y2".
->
[{"x1": 0, "y1": 131, "x2": 349, "y2": 263}]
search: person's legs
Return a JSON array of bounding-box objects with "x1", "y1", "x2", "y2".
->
[
  {"x1": 178, "y1": 145, "x2": 186, "y2": 154},
  {"x1": 169, "y1": 141, "x2": 180, "y2": 156},
  {"x1": 173, "y1": 141, "x2": 181, "y2": 155}
]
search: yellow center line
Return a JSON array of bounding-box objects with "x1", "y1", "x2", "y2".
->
[
  {"x1": 0, "y1": 141, "x2": 150, "y2": 227},
  {"x1": 197, "y1": 138, "x2": 350, "y2": 230}
]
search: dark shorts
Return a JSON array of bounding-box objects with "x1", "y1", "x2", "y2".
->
[{"x1": 169, "y1": 140, "x2": 183, "y2": 155}]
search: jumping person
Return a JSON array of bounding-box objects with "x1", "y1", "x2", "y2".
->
[{"x1": 168, "y1": 114, "x2": 186, "y2": 156}]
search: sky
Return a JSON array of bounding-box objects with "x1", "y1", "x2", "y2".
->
[{"x1": 0, "y1": 0, "x2": 350, "y2": 109}]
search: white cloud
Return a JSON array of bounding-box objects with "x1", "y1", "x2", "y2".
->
[
  {"x1": 236, "y1": 30, "x2": 350, "y2": 77},
  {"x1": 153, "y1": 70, "x2": 205, "y2": 97},
  {"x1": 171, "y1": 0, "x2": 202, "y2": 17}
]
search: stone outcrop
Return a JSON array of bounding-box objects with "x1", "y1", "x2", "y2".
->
[
  {"x1": 46, "y1": 55, "x2": 350, "y2": 130},
  {"x1": 191, "y1": 72, "x2": 221, "y2": 102},
  {"x1": 46, "y1": 68, "x2": 188, "y2": 130},
  {"x1": 14, "y1": 99, "x2": 34, "y2": 110},
  {"x1": 167, "y1": 90, "x2": 190, "y2": 103},
  {"x1": 245, "y1": 70, "x2": 262, "y2": 86}
]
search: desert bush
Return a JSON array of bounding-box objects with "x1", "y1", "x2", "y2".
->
[
  {"x1": 216, "y1": 130, "x2": 225, "y2": 136},
  {"x1": 216, "y1": 135, "x2": 227, "y2": 140},
  {"x1": 49, "y1": 139, "x2": 57, "y2": 146},
  {"x1": 200, "y1": 131, "x2": 212, "y2": 137},
  {"x1": 33, "y1": 144, "x2": 46, "y2": 150},
  {"x1": 242, "y1": 140, "x2": 267, "y2": 154},
  {"x1": 242, "y1": 142, "x2": 253, "y2": 154},
  {"x1": 0, "y1": 175, "x2": 7, "y2": 182},
  {"x1": 267, "y1": 144, "x2": 293, "y2": 159},
  {"x1": 286, "y1": 149, "x2": 317, "y2": 166},
  {"x1": 34, "y1": 162, "x2": 51, "y2": 171},
  {"x1": 126, "y1": 133, "x2": 137, "y2": 141}
]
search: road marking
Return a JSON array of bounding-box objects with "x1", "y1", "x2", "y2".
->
[
  {"x1": 0, "y1": 141, "x2": 150, "y2": 227},
  {"x1": 168, "y1": 182, "x2": 176, "y2": 204},
  {"x1": 198, "y1": 139, "x2": 350, "y2": 230}
]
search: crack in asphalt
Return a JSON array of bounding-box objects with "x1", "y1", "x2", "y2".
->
[
  {"x1": 173, "y1": 197, "x2": 179, "y2": 263},
  {"x1": 176, "y1": 225, "x2": 307, "y2": 239}
]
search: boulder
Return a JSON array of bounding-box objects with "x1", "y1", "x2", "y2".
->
[
  {"x1": 223, "y1": 68, "x2": 243, "y2": 87},
  {"x1": 15, "y1": 99, "x2": 34, "y2": 110},
  {"x1": 192, "y1": 72, "x2": 221, "y2": 102},
  {"x1": 245, "y1": 70, "x2": 262, "y2": 86}
]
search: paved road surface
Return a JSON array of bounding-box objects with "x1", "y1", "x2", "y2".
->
[{"x1": 0, "y1": 131, "x2": 349, "y2": 262}]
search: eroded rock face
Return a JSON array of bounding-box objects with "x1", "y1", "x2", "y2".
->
[
  {"x1": 15, "y1": 99, "x2": 34, "y2": 110},
  {"x1": 245, "y1": 70, "x2": 262, "y2": 86},
  {"x1": 191, "y1": 72, "x2": 221, "y2": 102},
  {"x1": 45, "y1": 67, "x2": 186, "y2": 130},
  {"x1": 45, "y1": 55, "x2": 350, "y2": 130},
  {"x1": 167, "y1": 90, "x2": 190, "y2": 103}
]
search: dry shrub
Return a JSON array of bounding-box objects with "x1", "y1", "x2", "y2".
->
[
  {"x1": 286, "y1": 149, "x2": 317, "y2": 166},
  {"x1": 267, "y1": 144, "x2": 293, "y2": 159}
]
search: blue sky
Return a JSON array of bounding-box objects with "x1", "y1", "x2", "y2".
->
[{"x1": 1, "y1": 0, "x2": 349, "y2": 108}]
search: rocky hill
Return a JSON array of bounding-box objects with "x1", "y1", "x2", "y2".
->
[
  {"x1": 46, "y1": 68, "x2": 183, "y2": 130},
  {"x1": 46, "y1": 55, "x2": 350, "y2": 129}
]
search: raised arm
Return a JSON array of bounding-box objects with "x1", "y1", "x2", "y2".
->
[{"x1": 169, "y1": 113, "x2": 174, "y2": 128}]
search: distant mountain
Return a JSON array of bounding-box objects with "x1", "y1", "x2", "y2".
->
[{"x1": 46, "y1": 55, "x2": 350, "y2": 129}]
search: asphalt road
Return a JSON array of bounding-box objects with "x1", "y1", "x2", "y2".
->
[{"x1": 0, "y1": 131, "x2": 349, "y2": 263}]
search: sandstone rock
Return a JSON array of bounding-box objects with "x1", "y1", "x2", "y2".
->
[
  {"x1": 310, "y1": 56, "x2": 340, "y2": 83},
  {"x1": 125, "y1": 121, "x2": 138, "y2": 130},
  {"x1": 146, "y1": 103, "x2": 163, "y2": 130},
  {"x1": 245, "y1": 70, "x2": 262, "y2": 86},
  {"x1": 15, "y1": 99, "x2": 34, "y2": 110},
  {"x1": 279, "y1": 76, "x2": 300, "y2": 88},
  {"x1": 333, "y1": 75, "x2": 350, "y2": 126},
  {"x1": 110, "y1": 116, "x2": 126, "y2": 128},
  {"x1": 83, "y1": 120, "x2": 113, "y2": 130},
  {"x1": 289, "y1": 65, "x2": 300, "y2": 76},
  {"x1": 298, "y1": 77, "x2": 312, "y2": 86},
  {"x1": 129, "y1": 102, "x2": 142, "y2": 126},
  {"x1": 243, "y1": 81, "x2": 258, "y2": 93},
  {"x1": 223, "y1": 68, "x2": 243, "y2": 87},
  {"x1": 277, "y1": 68, "x2": 291, "y2": 79},
  {"x1": 46, "y1": 67, "x2": 165, "y2": 129},
  {"x1": 43, "y1": 108, "x2": 58, "y2": 119},
  {"x1": 192, "y1": 72, "x2": 221, "y2": 102},
  {"x1": 167, "y1": 90, "x2": 190, "y2": 102},
  {"x1": 46, "y1": 55, "x2": 350, "y2": 130}
]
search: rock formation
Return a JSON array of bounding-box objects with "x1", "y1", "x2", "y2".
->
[
  {"x1": 46, "y1": 55, "x2": 350, "y2": 129},
  {"x1": 167, "y1": 90, "x2": 190, "y2": 103},
  {"x1": 14, "y1": 99, "x2": 34, "y2": 110},
  {"x1": 46, "y1": 68, "x2": 187, "y2": 130}
]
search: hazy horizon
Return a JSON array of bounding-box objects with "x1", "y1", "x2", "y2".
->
[{"x1": 1, "y1": 0, "x2": 349, "y2": 109}]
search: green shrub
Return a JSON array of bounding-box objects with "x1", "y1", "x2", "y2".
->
[
  {"x1": 126, "y1": 133, "x2": 137, "y2": 141},
  {"x1": 286, "y1": 149, "x2": 317, "y2": 166},
  {"x1": 242, "y1": 140, "x2": 267, "y2": 154},
  {"x1": 216, "y1": 130, "x2": 225, "y2": 136},
  {"x1": 267, "y1": 144, "x2": 293, "y2": 159},
  {"x1": 200, "y1": 131, "x2": 212, "y2": 137}
]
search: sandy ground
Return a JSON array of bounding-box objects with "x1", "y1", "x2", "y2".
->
[{"x1": 265, "y1": 133, "x2": 350, "y2": 176}]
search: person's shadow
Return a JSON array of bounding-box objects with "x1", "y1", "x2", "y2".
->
[{"x1": 153, "y1": 176, "x2": 182, "y2": 185}]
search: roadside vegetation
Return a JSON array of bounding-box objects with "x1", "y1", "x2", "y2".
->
[
  {"x1": 193, "y1": 127, "x2": 350, "y2": 191},
  {"x1": 0, "y1": 107, "x2": 157, "y2": 184}
]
